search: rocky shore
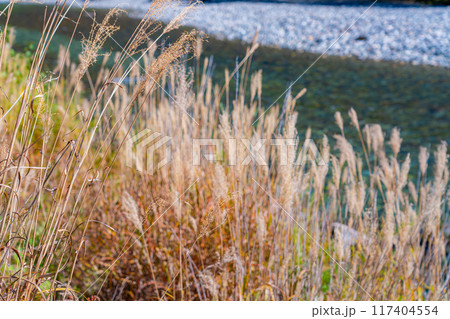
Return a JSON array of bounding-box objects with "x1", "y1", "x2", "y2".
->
[{"x1": 12, "y1": 1, "x2": 450, "y2": 67}]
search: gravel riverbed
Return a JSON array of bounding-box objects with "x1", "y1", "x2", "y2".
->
[{"x1": 9, "y1": 1, "x2": 450, "y2": 67}]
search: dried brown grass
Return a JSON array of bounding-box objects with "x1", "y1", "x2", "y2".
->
[{"x1": 0, "y1": 0, "x2": 449, "y2": 301}]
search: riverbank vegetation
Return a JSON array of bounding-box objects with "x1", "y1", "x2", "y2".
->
[
  {"x1": 0, "y1": 0, "x2": 448, "y2": 300},
  {"x1": 3, "y1": 3, "x2": 449, "y2": 158}
]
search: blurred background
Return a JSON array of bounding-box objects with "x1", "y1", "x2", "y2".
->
[{"x1": 1, "y1": 0, "x2": 449, "y2": 157}]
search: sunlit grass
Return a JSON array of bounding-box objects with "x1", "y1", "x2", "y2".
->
[{"x1": 0, "y1": 0, "x2": 448, "y2": 301}]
